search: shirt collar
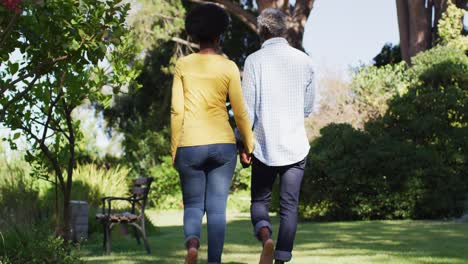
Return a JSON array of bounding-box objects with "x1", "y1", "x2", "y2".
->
[{"x1": 261, "y1": 37, "x2": 288, "y2": 48}]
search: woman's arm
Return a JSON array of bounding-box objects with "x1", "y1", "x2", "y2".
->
[
  {"x1": 171, "y1": 61, "x2": 184, "y2": 163},
  {"x1": 228, "y1": 62, "x2": 254, "y2": 154}
]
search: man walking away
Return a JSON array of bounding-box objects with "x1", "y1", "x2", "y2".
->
[{"x1": 240, "y1": 8, "x2": 316, "y2": 264}]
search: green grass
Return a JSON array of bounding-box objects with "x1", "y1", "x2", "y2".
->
[{"x1": 81, "y1": 210, "x2": 468, "y2": 264}]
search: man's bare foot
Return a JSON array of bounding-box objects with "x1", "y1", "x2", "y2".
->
[{"x1": 259, "y1": 238, "x2": 274, "y2": 264}]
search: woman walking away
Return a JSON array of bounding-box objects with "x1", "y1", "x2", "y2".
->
[{"x1": 171, "y1": 4, "x2": 254, "y2": 264}]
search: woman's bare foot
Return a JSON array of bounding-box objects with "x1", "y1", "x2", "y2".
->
[{"x1": 184, "y1": 238, "x2": 199, "y2": 264}]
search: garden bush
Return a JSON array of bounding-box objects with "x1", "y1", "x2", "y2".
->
[
  {"x1": 231, "y1": 163, "x2": 252, "y2": 192},
  {"x1": 0, "y1": 225, "x2": 82, "y2": 264},
  {"x1": 148, "y1": 155, "x2": 182, "y2": 209},
  {"x1": 0, "y1": 147, "x2": 44, "y2": 228},
  {"x1": 39, "y1": 164, "x2": 131, "y2": 235},
  {"x1": 71, "y1": 164, "x2": 130, "y2": 209},
  {"x1": 300, "y1": 8, "x2": 468, "y2": 220}
]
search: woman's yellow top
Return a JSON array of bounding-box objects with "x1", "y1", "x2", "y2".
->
[{"x1": 170, "y1": 53, "x2": 254, "y2": 158}]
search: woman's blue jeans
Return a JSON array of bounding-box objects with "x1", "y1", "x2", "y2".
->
[{"x1": 175, "y1": 143, "x2": 237, "y2": 264}]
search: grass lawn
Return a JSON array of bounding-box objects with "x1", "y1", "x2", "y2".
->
[{"x1": 81, "y1": 210, "x2": 468, "y2": 264}]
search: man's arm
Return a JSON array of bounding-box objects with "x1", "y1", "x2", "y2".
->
[
  {"x1": 241, "y1": 57, "x2": 256, "y2": 128},
  {"x1": 239, "y1": 57, "x2": 257, "y2": 166},
  {"x1": 304, "y1": 65, "x2": 316, "y2": 118},
  {"x1": 228, "y1": 62, "x2": 254, "y2": 154}
]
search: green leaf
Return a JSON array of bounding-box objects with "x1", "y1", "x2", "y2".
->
[
  {"x1": 70, "y1": 39, "x2": 80, "y2": 51},
  {"x1": 13, "y1": 132, "x2": 21, "y2": 140},
  {"x1": 10, "y1": 62, "x2": 19, "y2": 75}
]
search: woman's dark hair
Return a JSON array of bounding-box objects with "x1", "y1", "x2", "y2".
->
[{"x1": 185, "y1": 4, "x2": 230, "y2": 43}]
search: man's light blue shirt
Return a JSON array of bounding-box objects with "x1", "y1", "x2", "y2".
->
[{"x1": 242, "y1": 37, "x2": 315, "y2": 166}]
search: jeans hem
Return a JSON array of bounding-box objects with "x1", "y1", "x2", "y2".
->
[
  {"x1": 253, "y1": 220, "x2": 272, "y2": 240},
  {"x1": 274, "y1": 250, "x2": 292, "y2": 261},
  {"x1": 184, "y1": 235, "x2": 200, "y2": 246}
]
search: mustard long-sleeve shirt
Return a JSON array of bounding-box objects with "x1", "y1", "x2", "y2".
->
[{"x1": 170, "y1": 53, "x2": 254, "y2": 159}]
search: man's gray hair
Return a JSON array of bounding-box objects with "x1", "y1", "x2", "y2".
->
[{"x1": 257, "y1": 8, "x2": 288, "y2": 38}]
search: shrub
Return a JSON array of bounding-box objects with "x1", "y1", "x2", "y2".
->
[
  {"x1": 148, "y1": 155, "x2": 182, "y2": 209},
  {"x1": 71, "y1": 164, "x2": 130, "y2": 209},
  {"x1": 0, "y1": 167, "x2": 41, "y2": 228},
  {"x1": 301, "y1": 13, "x2": 468, "y2": 220},
  {"x1": 40, "y1": 164, "x2": 131, "y2": 235},
  {"x1": 0, "y1": 225, "x2": 82, "y2": 264},
  {"x1": 350, "y1": 62, "x2": 410, "y2": 120},
  {"x1": 231, "y1": 163, "x2": 251, "y2": 192},
  {"x1": 0, "y1": 148, "x2": 43, "y2": 228}
]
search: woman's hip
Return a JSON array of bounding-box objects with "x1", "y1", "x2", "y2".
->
[{"x1": 175, "y1": 143, "x2": 236, "y2": 169}]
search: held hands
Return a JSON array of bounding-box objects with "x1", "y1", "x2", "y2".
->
[{"x1": 239, "y1": 148, "x2": 252, "y2": 168}]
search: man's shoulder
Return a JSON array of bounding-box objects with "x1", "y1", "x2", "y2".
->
[
  {"x1": 245, "y1": 45, "x2": 313, "y2": 67},
  {"x1": 245, "y1": 49, "x2": 264, "y2": 64},
  {"x1": 286, "y1": 46, "x2": 313, "y2": 65}
]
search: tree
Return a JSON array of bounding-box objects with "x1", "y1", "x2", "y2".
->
[
  {"x1": 0, "y1": 0, "x2": 141, "y2": 240},
  {"x1": 373, "y1": 43, "x2": 402, "y2": 67},
  {"x1": 189, "y1": 0, "x2": 315, "y2": 50},
  {"x1": 103, "y1": 0, "x2": 185, "y2": 176},
  {"x1": 396, "y1": 0, "x2": 467, "y2": 63}
]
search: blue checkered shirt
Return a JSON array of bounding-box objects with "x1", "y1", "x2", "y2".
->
[{"x1": 242, "y1": 37, "x2": 316, "y2": 166}]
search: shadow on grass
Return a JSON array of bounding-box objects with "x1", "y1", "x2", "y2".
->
[{"x1": 82, "y1": 216, "x2": 468, "y2": 264}]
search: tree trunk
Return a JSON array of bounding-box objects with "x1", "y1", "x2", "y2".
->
[
  {"x1": 396, "y1": 0, "x2": 432, "y2": 64},
  {"x1": 396, "y1": 0, "x2": 410, "y2": 63},
  {"x1": 287, "y1": 0, "x2": 314, "y2": 50},
  {"x1": 62, "y1": 188, "x2": 72, "y2": 240},
  {"x1": 396, "y1": 0, "x2": 465, "y2": 64},
  {"x1": 63, "y1": 105, "x2": 75, "y2": 241},
  {"x1": 407, "y1": 0, "x2": 432, "y2": 58}
]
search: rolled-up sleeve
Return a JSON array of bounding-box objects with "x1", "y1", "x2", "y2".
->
[
  {"x1": 170, "y1": 61, "x2": 184, "y2": 159},
  {"x1": 228, "y1": 62, "x2": 254, "y2": 153}
]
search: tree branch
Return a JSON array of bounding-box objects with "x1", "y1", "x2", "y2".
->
[
  {"x1": 49, "y1": 118, "x2": 71, "y2": 141},
  {"x1": 19, "y1": 124, "x2": 66, "y2": 191},
  {"x1": 187, "y1": 0, "x2": 258, "y2": 33},
  {"x1": 19, "y1": 113, "x2": 63, "y2": 141},
  {"x1": 152, "y1": 14, "x2": 177, "y2": 20},
  {"x1": 1, "y1": 55, "x2": 69, "y2": 96},
  {"x1": 0, "y1": 13, "x2": 20, "y2": 49},
  {"x1": 171, "y1": 37, "x2": 199, "y2": 49},
  {"x1": 41, "y1": 73, "x2": 66, "y2": 145},
  {"x1": 61, "y1": 91, "x2": 75, "y2": 191},
  {"x1": 37, "y1": 174, "x2": 56, "y2": 185},
  {"x1": 0, "y1": 75, "x2": 39, "y2": 122}
]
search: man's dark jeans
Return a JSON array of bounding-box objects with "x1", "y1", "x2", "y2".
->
[
  {"x1": 250, "y1": 156, "x2": 306, "y2": 262},
  {"x1": 175, "y1": 143, "x2": 237, "y2": 264}
]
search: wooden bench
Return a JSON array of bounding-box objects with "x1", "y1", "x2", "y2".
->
[{"x1": 96, "y1": 177, "x2": 154, "y2": 254}]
